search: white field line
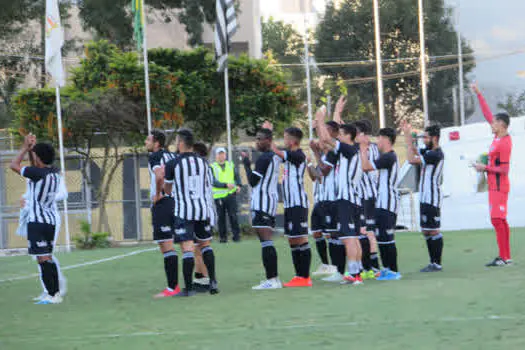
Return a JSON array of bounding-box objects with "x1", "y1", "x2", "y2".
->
[
  {"x1": 0, "y1": 248, "x2": 157, "y2": 284},
  {"x1": 2, "y1": 315, "x2": 522, "y2": 344}
]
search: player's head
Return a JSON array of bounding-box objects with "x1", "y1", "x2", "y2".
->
[
  {"x1": 193, "y1": 142, "x2": 209, "y2": 158},
  {"x1": 145, "y1": 130, "x2": 166, "y2": 152},
  {"x1": 31, "y1": 143, "x2": 55, "y2": 167},
  {"x1": 256, "y1": 128, "x2": 273, "y2": 152},
  {"x1": 175, "y1": 128, "x2": 194, "y2": 153},
  {"x1": 424, "y1": 125, "x2": 440, "y2": 149},
  {"x1": 284, "y1": 127, "x2": 303, "y2": 148},
  {"x1": 214, "y1": 147, "x2": 227, "y2": 163},
  {"x1": 339, "y1": 124, "x2": 357, "y2": 144},
  {"x1": 377, "y1": 127, "x2": 396, "y2": 152},
  {"x1": 353, "y1": 120, "x2": 371, "y2": 144},
  {"x1": 492, "y1": 112, "x2": 510, "y2": 135},
  {"x1": 326, "y1": 121, "x2": 340, "y2": 139}
]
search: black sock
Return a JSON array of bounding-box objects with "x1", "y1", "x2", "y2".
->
[
  {"x1": 384, "y1": 242, "x2": 398, "y2": 272},
  {"x1": 370, "y1": 252, "x2": 380, "y2": 270},
  {"x1": 432, "y1": 234, "x2": 443, "y2": 265},
  {"x1": 261, "y1": 240, "x2": 278, "y2": 279},
  {"x1": 163, "y1": 250, "x2": 178, "y2": 290},
  {"x1": 39, "y1": 260, "x2": 59, "y2": 296},
  {"x1": 425, "y1": 236, "x2": 434, "y2": 263},
  {"x1": 315, "y1": 237, "x2": 329, "y2": 265},
  {"x1": 299, "y1": 243, "x2": 312, "y2": 278},
  {"x1": 334, "y1": 240, "x2": 346, "y2": 275},
  {"x1": 201, "y1": 246, "x2": 216, "y2": 282},
  {"x1": 182, "y1": 251, "x2": 195, "y2": 291},
  {"x1": 328, "y1": 239, "x2": 336, "y2": 266},
  {"x1": 290, "y1": 244, "x2": 301, "y2": 276},
  {"x1": 194, "y1": 272, "x2": 205, "y2": 279},
  {"x1": 360, "y1": 237, "x2": 371, "y2": 271},
  {"x1": 378, "y1": 244, "x2": 390, "y2": 271}
]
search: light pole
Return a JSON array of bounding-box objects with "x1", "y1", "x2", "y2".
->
[
  {"x1": 418, "y1": 0, "x2": 430, "y2": 126},
  {"x1": 456, "y1": 2, "x2": 466, "y2": 125},
  {"x1": 373, "y1": 0, "x2": 386, "y2": 128}
]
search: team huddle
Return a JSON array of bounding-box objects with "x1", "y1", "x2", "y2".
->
[{"x1": 10, "y1": 85, "x2": 513, "y2": 303}]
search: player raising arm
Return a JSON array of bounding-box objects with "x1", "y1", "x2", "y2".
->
[{"x1": 472, "y1": 83, "x2": 513, "y2": 267}]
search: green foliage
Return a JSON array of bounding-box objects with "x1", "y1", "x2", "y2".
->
[
  {"x1": 498, "y1": 91, "x2": 525, "y2": 118},
  {"x1": 74, "y1": 220, "x2": 112, "y2": 250},
  {"x1": 262, "y1": 17, "x2": 303, "y2": 64},
  {"x1": 314, "y1": 0, "x2": 475, "y2": 127}
]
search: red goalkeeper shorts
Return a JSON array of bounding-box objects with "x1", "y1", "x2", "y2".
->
[{"x1": 489, "y1": 191, "x2": 508, "y2": 219}]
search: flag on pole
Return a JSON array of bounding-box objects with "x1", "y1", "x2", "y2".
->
[
  {"x1": 45, "y1": 0, "x2": 65, "y2": 87},
  {"x1": 214, "y1": 0, "x2": 238, "y2": 72},
  {"x1": 132, "y1": 0, "x2": 144, "y2": 50}
]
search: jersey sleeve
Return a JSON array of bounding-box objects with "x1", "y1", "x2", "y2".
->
[
  {"x1": 164, "y1": 159, "x2": 176, "y2": 183},
  {"x1": 323, "y1": 152, "x2": 337, "y2": 168},
  {"x1": 283, "y1": 150, "x2": 305, "y2": 167},
  {"x1": 148, "y1": 152, "x2": 163, "y2": 171},
  {"x1": 419, "y1": 148, "x2": 441, "y2": 166},
  {"x1": 475, "y1": 92, "x2": 494, "y2": 124},
  {"x1": 372, "y1": 152, "x2": 396, "y2": 170},
  {"x1": 20, "y1": 166, "x2": 47, "y2": 182},
  {"x1": 334, "y1": 140, "x2": 358, "y2": 158},
  {"x1": 253, "y1": 153, "x2": 272, "y2": 178}
]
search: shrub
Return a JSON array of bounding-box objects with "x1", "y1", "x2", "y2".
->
[{"x1": 74, "y1": 220, "x2": 112, "y2": 249}]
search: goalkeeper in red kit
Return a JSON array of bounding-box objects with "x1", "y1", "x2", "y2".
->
[{"x1": 472, "y1": 83, "x2": 513, "y2": 266}]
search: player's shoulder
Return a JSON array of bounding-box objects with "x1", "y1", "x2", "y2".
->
[{"x1": 382, "y1": 150, "x2": 398, "y2": 161}]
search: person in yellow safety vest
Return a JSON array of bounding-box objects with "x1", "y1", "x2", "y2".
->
[{"x1": 212, "y1": 147, "x2": 242, "y2": 243}]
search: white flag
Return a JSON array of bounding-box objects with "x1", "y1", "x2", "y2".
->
[{"x1": 45, "y1": 0, "x2": 65, "y2": 87}]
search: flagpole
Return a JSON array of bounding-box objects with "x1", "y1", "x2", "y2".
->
[
  {"x1": 373, "y1": 0, "x2": 386, "y2": 129},
  {"x1": 141, "y1": 0, "x2": 152, "y2": 135},
  {"x1": 54, "y1": 85, "x2": 71, "y2": 252},
  {"x1": 303, "y1": 18, "x2": 313, "y2": 141},
  {"x1": 418, "y1": 0, "x2": 430, "y2": 127},
  {"x1": 224, "y1": 67, "x2": 233, "y2": 162}
]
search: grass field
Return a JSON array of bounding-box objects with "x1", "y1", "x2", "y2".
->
[{"x1": 2, "y1": 228, "x2": 525, "y2": 350}]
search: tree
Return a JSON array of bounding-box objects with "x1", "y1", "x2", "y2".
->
[
  {"x1": 262, "y1": 17, "x2": 303, "y2": 64},
  {"x1": 314, "y1": 0, "x2": 475, "y2": 127},
  {"x1": 77, "y1": 0, "x2": 218, "y2": 48},
  {"x1": 498, "y1": 91, "x2": 525, "y2": 118}
]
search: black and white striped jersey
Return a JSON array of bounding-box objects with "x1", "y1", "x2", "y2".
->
[
  {"x1": 418, "y1": 147, "x2": 444, "y2": 208},
  {"x1": 372, "y1": 151, "x2": 399, "y2": 213},
  {"x1": 148, "y1": 149, "x2": 177, "y2": 200},
  {"x1": 359, "y1": 142, "x2": 380, "y2": 200},
  {"x1": 247, "y1": 152, "x2": 281, "y2": 216},
  {"x1": 164, "y1": 153, "x2": 210, "y2": 221},
  {"x1": 282, "y1": 149, "x2": 308, "y2": 209},
  {"x1": 205, "y1": 163, "x2": 217, "y2": 225},
  {"x1": 326, "y1": 141, "x2": 362, "y2": 205},
  {"x1": 317, "y1": 153, "x2": 337, "y2": 203},
  {"x1": 21, "y1": 166, "x2": 61, "y2": 225}
]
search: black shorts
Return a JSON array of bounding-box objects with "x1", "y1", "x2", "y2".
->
[
  {"x1": 363, "y1": 199, "x2": 376, "y2": 232},
  {"x1": 173, "y1": 218, "x2": 212, "y2": 243},
  {"x1": 251, "y1": 211, "x2": 276, "y2": 229},
  {"x1": 420, "y1": 203, "x2": 441, "y2": 231},
  {"x1": 284, "y1": 206, "x2": 308, "y2": 237},
  {"x1": 375, "y1": 208, "x2": 397, "y2": 243},
  {"x1": 27, "y1": 222, "x2": 55, "y2": 256},
  {"x1": 324, "y1": 201, "x2": 338, "y2": 234},
  {"x1": 334, "y1": 200, "x2": 358, "y2": 239},
  {"x1": 151, "y1": 197, "x2": 175, "y2": 242},
  {"x1": 311, "y1": 202, "x2": 326, "y2": 234}
]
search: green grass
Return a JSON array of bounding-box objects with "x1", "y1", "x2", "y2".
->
[{"x1": 2, "y1": 229, "x2": 525, "y2": 350}]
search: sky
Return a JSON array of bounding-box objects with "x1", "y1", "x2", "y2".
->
[{"x1": 260, "y1": 0, "x2": 525, "y2": 106}]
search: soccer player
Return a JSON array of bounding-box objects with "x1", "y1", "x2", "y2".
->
[
  {"x1": 241, "y1": 127, "x2": 283, "y2": 290},
  {"x1": 145, "y1": 131, "x2": 180, "y2": 298},
  {"x1": 472, "y1": 84, "x2": 513, "y2": 267},
  {"x1": 270, "y1": 125, "x2": 312, "y2": 287},
  {"x1": 316, "y1": 108, "x2": 364, "y2": 285},
  {"x1": 354, "y1": 120, "x2": 381, "y2": 279},
  {"x1": 164, "y1": 129, "x2": 218, "y2": 297},
  {"x1": 10, "y1": 135, "x2": 65, "y2": 304},
  {"x1": 402, "y1": 122, "x2": 445, "y2": 272},
  {"x1": 307, "y1": 139, "x2": 337, "y2": 277},
  {"x1": 360, "y1": 128, "x2": 402, "y2": 281}
]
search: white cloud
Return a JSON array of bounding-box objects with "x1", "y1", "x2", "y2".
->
[{"x1": 490, "y1": 25, "x2": 525, "y2": 42}]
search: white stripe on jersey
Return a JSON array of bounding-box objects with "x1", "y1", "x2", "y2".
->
[
  {"x1": 317, "y1": 155, "x2": 336, "y2": 203},
  {"x1": 28, "y1": 172, "x2": 61, "y2": 225},
  {"x1": 282, "y1": 151, "x2": 308, "y2": 208},
  {"x1": 251, "y1": 154, "x2": 281, "y2": 216},
  {"x1": 148, "y1": 150, "x2": 177, "y2": 200},
  {"x1": 360, "y1": 143, "x2": 379, "y2": 200},
  {"x1": 335, "y1": 147, "x2": 362, "y2": 204}
]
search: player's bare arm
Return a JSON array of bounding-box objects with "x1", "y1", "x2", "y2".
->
[
  {"x1": 10, "y1": 134, "x2": 36, "y2": 174},
  {"x1": 401, "y1": 121, "x2": 421, "y2": 165}
]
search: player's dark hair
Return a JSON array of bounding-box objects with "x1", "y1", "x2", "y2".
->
[
  {"x1": 360, "y1": 119, "x2": 373, "y2": 135},
  {"x1": 193, "y1": 142, "x2": 208, "y2": 157},
  {"x1": 326, "y1": 121, "x2": 340, "y2": 131},
  {"x1": 340, "y1": 124, "x2": 357, "y2": 141},
  {"x1": 495, "y1": 112, "x2": 510, "y2": 127},
  {"x1": 353, "y1": 120, "x2": 371, "y2": 135},
  {"x1": 284, "y1": 127, "x2": 303, "y2": 142},
  {"x1": 151, "y1": 130, "x2": 166, "y2": 148},
  {"x1": 32, "y1": 143, "x2": 55, "y2": 165},
  {"x1": 258, "y1": 128, "x2": 273, "y2": 140},
  {"x1": 176, "y1": 128, "x2": 194, "y2": 147},
  {"x1": 425, "y1": 125, "x2": 441, "y2": 139},
  {"x1": 379, "y1": 127, "x2": 397, "y2": 145}
]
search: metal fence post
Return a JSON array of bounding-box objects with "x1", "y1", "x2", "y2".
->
[
  {"x1": 0, "y1": 156, "x2": 6, "y2": 249},
  {"x1": 133, "y1": 154, "x2": 143, "y2": 240}
]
